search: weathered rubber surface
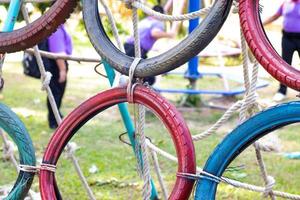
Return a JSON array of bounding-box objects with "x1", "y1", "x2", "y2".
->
[
  {"x1": 0, "y1": 0, "x2": 78, "y2": 54},
  {"x1": 195, "y1": 101, "x2": 300, "y2": 199},
  {"x1": 0, "y1": 103, "x2": 36, "y2": 200},
  {"x1": 83, "y1": 0, "x2": 233, "y2": 77},
  {"x1": 240, "y1": 0, "x2": 300, "y2": 91},
  {"x1": 40, "y1": 86, "x2": 196, "y2": 200}
]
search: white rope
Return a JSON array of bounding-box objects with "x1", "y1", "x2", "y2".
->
[
  {"x1": 238, "y1": 24, "x2": 277, "y2": 199},
  {"x1": 255, "y1": 143, "x2": 276, "y2": 200},
  {"x1": 255, "y1": 134, "x2": 281, "y2": 152},
  {"x1": 138, "y1": 105, "x2": 152, "y2": 200},
  {"x1": 2, "y1": 140, "x2": 14, "y2": 160},
  {"x1": 192, "y1": 100, "x2": 243, "y2": 141},
  {"x1": 120, "y1": 0, "x2": 211, "y2": 21},
  {"x1": 0, "y1": 54, "x2": 5, "y2": 76},
  {"x1": 41, "y1": 71, "x2": 52, "y2": 91},
  {"x1": 19, "y1": 163, "x2": 56, "y2": 173},
  {"x1": 125, "y1": 3, "x2": 152, "y2": 198},
  {"x1": 65, "y1": 142, "x2": 79, "y2": 158},
  {"x1": 127, "y1": 58, "x2": 142, "y2": 102},
  {"x1": 149, "y1": 148, "x2": 168, "y2": 200},
  {"x1": 99, "y1": 0, "x2": 125, "y2": 52},
  {"x1": 232, "y1": 0, "x2": 239, "y2": 14},
  {"x1": 0, "y1": 130, "x2": 18, "y2": 170}
]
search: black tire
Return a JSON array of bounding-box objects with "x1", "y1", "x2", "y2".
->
[{"x1": 83, "y1": 0, "x2": 233, "y2": 77}]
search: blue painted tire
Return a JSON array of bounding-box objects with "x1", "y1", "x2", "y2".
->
[
  {"x1": 0, "y1": 103, "x2": 36, "y2": 200},
  {"x1": 195, "y1": 101, "x2": 300, "y2": 199}
]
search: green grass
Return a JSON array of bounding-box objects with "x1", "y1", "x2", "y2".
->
[{"x1": 0, "y1": 60, "x2": 300, "y2": 199}]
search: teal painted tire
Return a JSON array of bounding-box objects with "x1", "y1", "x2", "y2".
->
[
  {"x1": 195, "y1": 101, "x2": 300, "y2": 199},
  {"x1": 0, "y1": 103, "x2": 36, "y2": 200}
]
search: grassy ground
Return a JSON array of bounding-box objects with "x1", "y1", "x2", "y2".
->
[{"x1": 0, "y1": 58, "x2": 300, "y2": 200}]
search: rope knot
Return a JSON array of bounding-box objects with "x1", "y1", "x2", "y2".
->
[
  {"x1": 41, "y1": 71, "x2": 52, "y2": 91},
  {"x1": 255, "y1": 134, "x2": 281, "y2": 153},
  {"x1": 3, "y1": 140, "x2": 15, "y2": 160},
  {"x1": 263, "y1": 176, "x2": 275, "y2": 198},
  {"x1": 124, "y1": 0, "x2": 134, "y2": 9},
  {"x1": 232, "y1": 0, "x2": 239, "y2": 14},
  {"x1": 127, "y1": 57, "x2": 142, "y2": 103},
  {"x1": 65, "y1": 142, "x2": 79, "y2": 159},
  {"x1": 19, "y1": 163, "x2": 56, "y2": 174},
  {"x1": 247, "y1": 101, "x2": 259, "y2": 115}
]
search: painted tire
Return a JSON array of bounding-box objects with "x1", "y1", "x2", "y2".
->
[
  {"x1": 195, "y1": 101, "x2": 300, "y2": 199},
  {"x1": 0, "y1": 1, "x2": 77, "y2": 53},
  {"x1": 40, "y1": 86, "x2": 196, "y2": 200},
  {"x1": 239, "y1": 0, "x2": 300, "y2": 91},
  {"x1": 83, "y1": 0, "x2": 233, "y2": 78},
  {"x1": 0, "y1": 103, "x2": 36, "y2": 200}
]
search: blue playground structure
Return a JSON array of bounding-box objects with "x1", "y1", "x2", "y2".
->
[{"x1": 155, "y1": 0, "x2": 268, "y2": 101}]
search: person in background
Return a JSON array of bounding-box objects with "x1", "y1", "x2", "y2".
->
[
  {"x1": 47, "y1": 24, "x2": 72, "y2": 129},
  {"x1": 124, "y1": 5, "x2": 176, "y2": 85},
  {"x1": 263, "y1": 0, "x2": 300, "y2": 102}
]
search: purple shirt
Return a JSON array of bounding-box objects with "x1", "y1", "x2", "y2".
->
[
  {"x1": 48, "y1": 25, "x2": 73, "y2": 55},
  {"x1": 126, "y1": 17, "x2": 164, "y2": 51},
  {"x1": 277, "y1": 0, "x2": 300, "y2": 33}
]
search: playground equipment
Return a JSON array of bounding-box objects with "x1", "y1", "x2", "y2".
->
[
  {"x1": 39, "y1": 86, "x2": 196, "y2": 200},
  {"x1": 1, "y1": 0, "x2": 198, "y2": 199},
  {"x1": 83, "y1": 0, "x2": 300, "y2": 199},
  {"x1": 155, "y1": 0, "x2": 268, "y2": 104},
  {"x1": 1, "y1": 0, "x2": 300, "y2": 199}
]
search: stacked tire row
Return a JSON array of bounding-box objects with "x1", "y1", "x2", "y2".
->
[{"x1": 0, "y1": 0, "x2": 299, "y2": 199}]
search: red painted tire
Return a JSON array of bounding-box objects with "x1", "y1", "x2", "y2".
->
[
  {"x1": 239, "y1": 0, "x2": 300, "y2": 91},
  {"x1": 39, "y1": 86, "x2": 196, "y2": 200},
  {"x1": 0, "y1": 1, "x2": 77, "y2": 53}
]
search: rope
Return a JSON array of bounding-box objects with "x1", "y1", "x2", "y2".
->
[
  {"x1": 41, "y1": 71, "x2": 52, "y2": 91},
  {"x1": 132, "y1": 4, "x2": 142, "y2": 58},
  {"x1": 255, "y1": 144, "x2": 276, "y2": 199},
  {"x1": 21, "y1": 5, "x2": 96, "y2": 200},
  {"x1": 192, "y1": 100, "x2": 243, "y2": 141},
  {"x1": 127, "y1": 58, "x2": 142, "y2": 103},
  {"x1": 125, "y1": 2, "x2": 152, "y2": 199},
  {"x1": 2, "y1": 140, "x2": 14, "y2": 160},
  {"x1": 138, "y1": 105, "x2": 152, "y2": 200},
  {"x1": 19, "y1": 163, "x2": 56, "y2": 173},
  {"x1": 0, "y1": 54, "x2": 5, "y2": 90},
  {"x1": 0, "y1": 54, "x2": 5, "y2": 76},
  {"x1": 232, "y1": 0, "x2": 239, "y2": 14},
  {"x1": 99, "y1": 0, "x2": 125, "y2": 52},
  {"x1": 120, "y1": 0, "x2": 211, "y2": 21},
  {"x1": 239, "y1": 25, "x2": 277, "y2": 199},
  {"x1": 65, "y1": 142, "x2": 79, "y2": 158},
  {"x1": 149, "y1": 148, "x2": 168, "y2": 200},
  {"x1": 0, "y1": 130, "x2": 18, "y2": 170},
  {"x1": 255, "y1": 134, "x2": 281, "y2": 152}
]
